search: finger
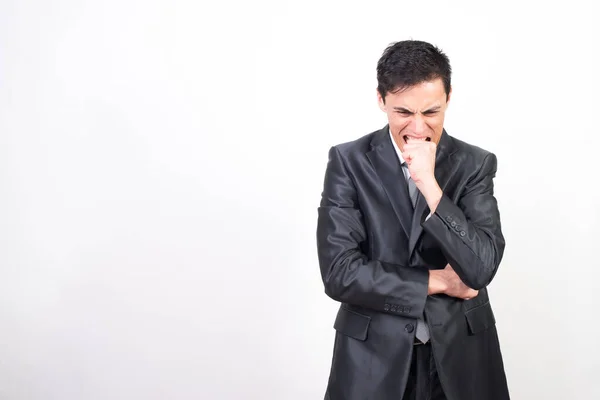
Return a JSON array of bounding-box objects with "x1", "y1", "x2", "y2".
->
[
  {"x1": 460, "y1": 289, "x2": 478, "y2": 300},
  {"x1": 402, "y1": 144, "x2": 422, "y2": 153},
  {"x1": 404, "y1": 140, "x2": 432, "y2": 148}
]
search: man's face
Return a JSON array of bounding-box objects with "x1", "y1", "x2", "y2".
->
[{"x1": 377, "y1": 78, "x2": 451, "y2": 152}]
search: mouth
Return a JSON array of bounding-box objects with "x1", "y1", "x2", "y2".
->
[{"x1": 403, "y1": 135, "x2": 431, "y2": 143}]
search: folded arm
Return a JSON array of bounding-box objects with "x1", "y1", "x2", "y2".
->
[
  {"x1": 316, "y1": 146, "x2": 429, "y2": 318},
  {"x1": 422, "y1": 153, "x2": 506, "y2": 290}
]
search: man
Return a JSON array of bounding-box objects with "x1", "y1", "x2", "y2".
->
[{"x1": 316, "y1": 40, "x2": 509, "y2": 400}]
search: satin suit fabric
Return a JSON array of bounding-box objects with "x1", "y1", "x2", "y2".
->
[{"x1": 316, "y1": 126, "x2": 510, "y2": 400}]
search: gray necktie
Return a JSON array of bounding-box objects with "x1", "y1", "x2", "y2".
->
[{"x1": 404, "y1": 164, "x2": 430, "y2": 344}]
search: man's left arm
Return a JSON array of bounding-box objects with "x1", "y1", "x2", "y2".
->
[{"x1": 422, "y1": 153, "x2": 505, "y2": 290}]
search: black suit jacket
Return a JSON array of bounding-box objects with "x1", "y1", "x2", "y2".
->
[{"x1": 316, "y1": 126, "x2": 509, "y2": 400}]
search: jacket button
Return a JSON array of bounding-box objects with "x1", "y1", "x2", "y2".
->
[
  {"x1": 405, "y1": 324, "x2": 414, "y2": 333},
  {"x1": 451, "y1": 221, "x2": 457, "y2": 227},
  {"x1": 446, "y1": 216, "x2": 452, "y2": 222},
  {"x1": 460, "y1": 231, "x2": 466, "y2": 237},
  {"x1": 384, "y1": 304, "x2": 390, "y2": 311},
  {"x1": 454, "y1": 225, "x2": 461, "y2": 231}
]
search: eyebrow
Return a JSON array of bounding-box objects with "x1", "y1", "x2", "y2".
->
[{"x1": 393, "y1": 106, "x2": 441, "y2": 114}]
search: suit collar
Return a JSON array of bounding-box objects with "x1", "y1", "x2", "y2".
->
[
  {"x1": 367, "y1": 125, "x2": 458, "y2": 260},
  {"x1": 366, "y1": 126, "x2": 413, "y2": 238}
]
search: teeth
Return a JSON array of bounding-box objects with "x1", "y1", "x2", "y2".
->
[{"x1": 404, "y1": 135, "x2": 429, "y2": 142}]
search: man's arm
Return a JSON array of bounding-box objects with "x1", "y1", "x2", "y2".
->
[
  {"x1": 316, "y1": 146, "x2": 429, "y2": 318},
  {"x1": 422, "y1": 153, "x2": 505, "y2": 290}
]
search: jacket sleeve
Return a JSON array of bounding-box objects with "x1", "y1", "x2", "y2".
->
[
  {"x1": 422, "y1": 152, "x2": 505, "y2": 290},
  {"x1": 316, "y1": 146, "x2": 429, "y2": 318}
]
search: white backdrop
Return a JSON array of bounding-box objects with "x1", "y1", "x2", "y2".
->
[{"x1": 1, "y1": 0, "x2": 598, "y2": 399}]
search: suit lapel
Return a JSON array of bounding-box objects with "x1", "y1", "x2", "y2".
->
[
  {"x1": 408, "y1": 130, "x2": 457, "y2": 259},
  {"x1": 366, "y1": 127, "x2": 413, "y2": 239}
]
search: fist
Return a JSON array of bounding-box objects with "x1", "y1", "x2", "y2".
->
[{"x1": 402, "y1": 140, "x2": 437, "y2": 184}]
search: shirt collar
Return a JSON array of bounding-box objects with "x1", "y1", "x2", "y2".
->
[{"x1": 389, "y1": 128, "x2": 406, "y2": 165}]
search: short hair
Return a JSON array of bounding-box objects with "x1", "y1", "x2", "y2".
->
[{"x1": 376, "y1": 40, "x2": 451, "y2": 102}]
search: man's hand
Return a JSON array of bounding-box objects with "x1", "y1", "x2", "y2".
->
[
  {"x1": 402, "y1": 140, "x2": 443, "y2": 212},
  {"x1": 428, "y1": 264, "x2": 479, "y2": 300},
  {"x1": 402, "y1": 139, "x2": 436, "y2": 184}
]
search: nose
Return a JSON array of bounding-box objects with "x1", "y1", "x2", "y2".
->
[{"x1": 409, "y1": 114, "x2": 426, "y2": 134}]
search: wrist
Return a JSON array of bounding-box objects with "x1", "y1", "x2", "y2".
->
[
  {"x1": 420, "y1": 178, "x2": 443, "y2": 213},
  {"x1": 428, "y1": 270, "x2": 447, "y2": 295}
]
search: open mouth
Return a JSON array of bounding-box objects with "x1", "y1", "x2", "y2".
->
[{"x1": 403, "y1": 135, "x2": 431, "y2": 143}]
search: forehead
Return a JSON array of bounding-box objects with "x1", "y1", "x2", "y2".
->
[{"x1": 386, "y1": 79, "x2": 447, "y2": 108}]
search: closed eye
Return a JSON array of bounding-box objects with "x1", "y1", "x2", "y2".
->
[{"x1": 423, "y1": 107, "x2": 441, "y2": 116}]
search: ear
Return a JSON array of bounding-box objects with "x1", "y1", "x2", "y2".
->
[{"x1": 377, "y1": 89, "x2": 386, "y2": 112}]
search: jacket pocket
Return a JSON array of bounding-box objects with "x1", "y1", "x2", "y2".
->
[
  {"x1": 333, "y1": 305, "x2": 371, "y2": 341},
  {"x1": 462, "y1": 288, "x2": 490, "y2": 311},
  {"x1": 465, "y1": 301, "x2": 496, "y2": 334}
]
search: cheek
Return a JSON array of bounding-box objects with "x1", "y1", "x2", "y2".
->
[
  {"x1": 390, "y1": 115, "x2": 410, "y2": 129},
  {"x1": 427, "y1": 116, "x2": 445, "y2": 130}
]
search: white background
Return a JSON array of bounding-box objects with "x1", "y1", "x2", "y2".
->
[{"x1": 1, "y1": 0, "x2": 598, "y2": 399}]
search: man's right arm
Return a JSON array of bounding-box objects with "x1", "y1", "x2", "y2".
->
[{"x1": 316, "y1": 146, "x2": 429, "y2": 318}]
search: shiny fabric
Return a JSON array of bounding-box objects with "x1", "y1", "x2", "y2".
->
[
  {"x1": 403, "y1": 343, "x2": 446, "y2": 400},
  {"x1": 405, "y1": 166, "x2": 430, "y2": 344},
  {"x1": 317, "y1": 126, "x2": 509, "y2": 400}
]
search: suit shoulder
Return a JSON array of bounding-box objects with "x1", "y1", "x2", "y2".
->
[
  {"x1": 329, "y1": 129, "x2": 380, "y2": 158},
  {"x1": 450, "y1": 135, "x2": 498, "y2": 167}
]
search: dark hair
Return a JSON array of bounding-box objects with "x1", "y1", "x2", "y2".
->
[{"x1": 377, "y1": 40, "x2": 451, "y2": 102}]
